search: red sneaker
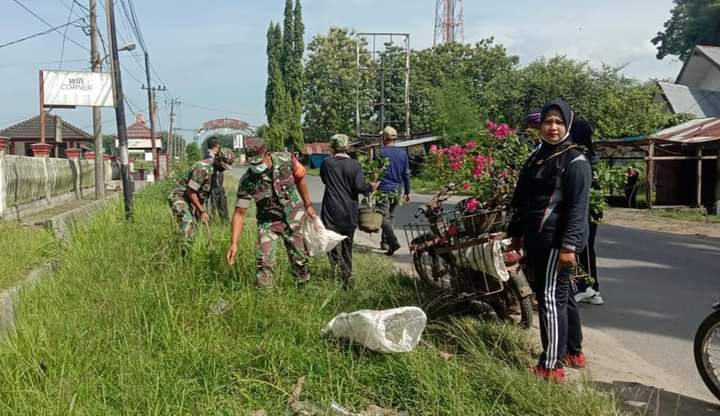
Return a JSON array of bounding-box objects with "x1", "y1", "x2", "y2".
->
[
  {"x1": 563, "y1": 352, "x2": 586, "y2": 369},
  {"x1": 532, "y1": 367, "x2": 565, "y2": 383}
]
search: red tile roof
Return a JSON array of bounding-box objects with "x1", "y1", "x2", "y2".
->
[
  {"x1": 0, "y1": 113, "x2": 92, "y2": 141},
  {"x1": 127, "y1": 113, "x2": 159, "y2": 140},
  {"x1": 302, "y1": 142, "x2": 331, "y2": 155}
]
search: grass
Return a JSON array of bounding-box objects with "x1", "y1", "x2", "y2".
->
[
  {"x1": 0, "y1": 181, "x2": 621, "y2": 415},
  {"x1": 306, "y1": 167, "x2": 320, "y2": 176},
  {"x1": 0, "y1": 221, "x2": 56, "y2": 291},
  {"x1": 647, "y1": 207, "x2": 720, "y2": 224}
]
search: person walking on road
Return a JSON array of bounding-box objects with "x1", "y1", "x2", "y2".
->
[
  {"x1": 209, "y1": 168, "x2": 229, "y2": 222},
  {"x1": 508, "y1": 99, "x2": 592, "y2": 383},
  {"x1": 225, "y1": 138, "x2": 316, "y2": 288},
  {"x1": 320, "y1": 134, "x2": 378, "y2": 288},
  {"x1": 571, "y1": 119, "x2": 604, "y2": 306},
  {"x1": 168, "y1": 137, "x2": 234, "y2": 249},
  {"x1": 376, "y1": 126, "x2": 410, "y2": 256}
]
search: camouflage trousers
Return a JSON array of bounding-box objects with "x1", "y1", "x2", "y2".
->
[
  {"x1": 256, "y1": 220, "x2": 309, "y2": 287},
  {"x1": 169, "y1": 195, "x2": 197, "y2": 244}
]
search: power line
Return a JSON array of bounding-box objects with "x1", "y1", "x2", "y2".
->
[
  {"x1": 11, "y1": 0, "x2": 89, "y2": 52},
  {"x1": 0, "y1": 58, "x2": 86, "y2": 68},
  {"x1": 0, "y1": 18, "x2": 85, "y2": 50},
  {"x1": 182, "y1": 102, "x2": 264, "y2": 117},
  {"x1": 58, "y1": 0, "x2": 77, "y2": 69},
  {"x1": 57, "y1": 0, "x2": 86, "y2": 20}
]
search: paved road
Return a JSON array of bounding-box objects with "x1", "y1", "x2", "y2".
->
[{"x1": 231, "y1": 168, "x2": 720, "y2": 403}]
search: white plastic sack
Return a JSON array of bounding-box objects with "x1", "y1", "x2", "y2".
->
[
  {"x1": 322, "y1": 307, "x2": 427, "y2": 353},
  {"x1": 457, "y1": 239, "x2": 510, "y2": 282},
  {"x1": 302, "y1": 216, "x2": 347, "y2": 256}
]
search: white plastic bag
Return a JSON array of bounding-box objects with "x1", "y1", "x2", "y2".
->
[
  {"x1": 302, "y1": 216, "x2": 347, "y2": 256},
  {"x1": 322, "y1": 307, "x2": 427, "y2": 353},
  {"x1": 457, "y1": 239, "x2": 510, "y2": 282}
]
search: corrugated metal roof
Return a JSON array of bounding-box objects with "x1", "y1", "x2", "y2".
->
[
  {"x1": 392, "y1": 136, "x2": 442, "y2": 148},
  {"x1": 698, "y1": 45, "x2": 720, "y2": 68},
  {"x1": 0, "y1": 113, "x2": 92, "y2": 141},
  {"x1": 658, "y1": 82, "x2": 720, "y2": 118},
  {"x1": 652, "y1": 117, "x2": 720, "y2": 144}
]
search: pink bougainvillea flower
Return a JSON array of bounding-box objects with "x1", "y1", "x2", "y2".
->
[
  {"x1": 463, "y1": 182, "x2": 471, "y2": 191},
  {"x1": 465, "y1": 140, "x2": 477, "y2": 150},
  {"x1": 485, "y1": 120, "x2": 497, "y2": 131},
  {"x1": 429, "y1": 144, "x2": 438, "y2": 154},
  {"x1": 494, "y1": 123, "x2": 512, "y2": 139},
  {"x1": 447, "y1": 225, "x2": 458, "y2": 236},
  {"x1": 500, "y1": 170, "x2": 509, "y2": 178},
  {"x1": 473, "y1": 154, "x2": 492, "y2": 177},
  {"x1": 448, "y1": 144, "x2": 465, "y2": 157},
  {"x1": 465, "y1": 198, "x2": 479, "y2": 213}
]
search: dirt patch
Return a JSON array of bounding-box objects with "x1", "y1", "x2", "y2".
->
[{"x1": 604, "y1": 208, "x2": 720, "y2": 240}]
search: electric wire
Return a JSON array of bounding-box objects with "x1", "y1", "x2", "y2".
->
[
  {"x1": 11, "y1": 0, "x2": 90, "y2": 52},
  {"x1": 58, "y1": 0, "x2": 77, "y2": 69},
  {"x1": 0, "y1": 18, "x2": 85, "y2": 50}
]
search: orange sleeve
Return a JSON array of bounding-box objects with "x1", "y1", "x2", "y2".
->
[{"x1": 292, "y1": 156, "x2": 306, "y2": 182}]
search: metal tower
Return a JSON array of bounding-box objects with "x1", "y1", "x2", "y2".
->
[{"x1": 434, "y1": 0, "x2": 464, "y2": 45}]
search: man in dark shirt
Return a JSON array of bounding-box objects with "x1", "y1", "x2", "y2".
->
[
  {"x1": 377, "y1": 126, "x2": 410, "y2": 256},
  {"x1": 320, "y1": 134, "x2": 378, "y2": 288}
]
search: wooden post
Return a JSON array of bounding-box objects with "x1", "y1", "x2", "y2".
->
[
  {"x1": 646, "y1": 140, "x2": 655, "y2": 208},
  {"x1": 697, "y1": 147, "x2": 703, "y2": 208},
  {"x1": 39, "y1": 70, "x2": 45, "y2": 145}
]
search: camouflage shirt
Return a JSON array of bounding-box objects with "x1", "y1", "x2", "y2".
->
[
  {"x1": 236, "y1": 152, "x2": 306, "y2": 225},
  {"x1": 170, "y1": 159, "x2": 216, "y2": 203}
]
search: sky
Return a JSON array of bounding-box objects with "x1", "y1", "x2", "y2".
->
[{"x1": 0, "y1": 0, "x2": 683, "y2": 142}]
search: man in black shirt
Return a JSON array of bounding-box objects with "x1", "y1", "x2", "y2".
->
[{"x1": 320, "y1": 134, "x2": 378, "y2": 288}]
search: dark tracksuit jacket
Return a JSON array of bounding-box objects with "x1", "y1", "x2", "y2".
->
[{"x1": 507, "y1": 99, "x2": 592, "y2": 369}]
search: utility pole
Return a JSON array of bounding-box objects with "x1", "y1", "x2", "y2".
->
[
  {"x1": 142, "y1": 52, "x2": 165, "y2": 181},
  {"x1": 90, "y1": 0, "x2": 104, "y2": 199},
  {"x1": 106, "y1": 0, "x2": 133, "y2": 218},
  {"x1": 167, "y1": 97, "x2": 177, "y2": 172}
]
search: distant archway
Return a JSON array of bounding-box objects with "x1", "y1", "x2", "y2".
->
[{"x1": 194, "y1": 118, "x2": 256, "y2": 149}]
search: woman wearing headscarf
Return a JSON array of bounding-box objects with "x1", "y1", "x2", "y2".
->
[
  {"x1": 570, "y1": 119, "x2": 604, "y2": 305},
  {"x1": 508, "y1": 99, "x2": 592, "y2": 382}
]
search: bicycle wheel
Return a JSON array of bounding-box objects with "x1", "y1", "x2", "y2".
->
[
  {"x1": 487, "y1": 280, "x2": 533, "y2": 330},
  {"x1": 694, "y1": 309, "x2": 720, "y2": 401}
]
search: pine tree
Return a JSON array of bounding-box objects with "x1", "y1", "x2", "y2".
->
[
  {"x1": 266, "y1": 23, "x2": 288, "y2": 151},
  {"x1": 290, "y1": 0, "x2": 305, "y2": 150},
  {"x1": 265, "y1": 22, "x2": 277, "y2": 124}
]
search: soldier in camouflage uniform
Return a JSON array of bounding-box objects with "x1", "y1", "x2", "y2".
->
[
  {"x1": 168, "y1": 137, "x2": 234, "y2": 246},
  {"x1": 226, "y1": 138, "x2": 317, "y2": 287}
]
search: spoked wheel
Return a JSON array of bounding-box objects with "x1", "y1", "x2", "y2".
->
[
  {"x1": 486, "y1": 280, "x2": 533, "y2": 329},
  {"x1": 412, "y1": 248, "x2": 452, "y2": 290},
  {"x1": 694, "y1": 309, "x2": 720, "y2": 400}
]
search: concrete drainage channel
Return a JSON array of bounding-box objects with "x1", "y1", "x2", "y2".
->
[{"x1": 0, "y1": 182, "x2": 149, "y2": 336}]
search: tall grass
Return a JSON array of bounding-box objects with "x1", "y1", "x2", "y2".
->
[
  {"x1": 0, "y1": 182, "x2": 621, "y2": 415},
  {"x1": 0, "y1": 221, "x2": 56, "y2": 290}
]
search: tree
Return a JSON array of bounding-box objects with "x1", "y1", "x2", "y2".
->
[
  {"x1": 102, "y1": 134, "x2": 116, "y2": 155},
  {"x1": 185, "y1": 143, "x2": 201, "y2": 163},
  {"x1": 652, "y1": 0, "x2": 720, "y2": 60},
  {"x1": 159, "y1": 131, "x2": 184, "y2": 153},
  {"x1": 303, "y1": 28, "x2": 374, "y2": 140},
  {"x1": 265, "y1": 22, "x2": 288, "y2": 151},
  {"x1": 279, "y1": 0, "x2": 304, "y2": 151}
]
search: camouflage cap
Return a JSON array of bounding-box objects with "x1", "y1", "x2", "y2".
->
[
  {"x1": 245, "y1": 137, "x2": 268, "y2": 165},
  {"x1": 330, "y1": 134, "x2": 350, "y2": 151},
  {"x1": 214, "y1": 147, "x2": 235, "y2": 171}
]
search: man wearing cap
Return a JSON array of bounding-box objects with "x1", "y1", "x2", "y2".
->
[
  {"x1": 226, "y1": 138, "x2": 316, "y2": 287},
  {"x1": 168, "y1": 136, "x2": 234, "y2": 247},
  {"x1": 320, "y1": 134, "x2": 378, "y2": 288},
  {"x1": 376, "y1": 126, "x2": 410, "y2": 256}
]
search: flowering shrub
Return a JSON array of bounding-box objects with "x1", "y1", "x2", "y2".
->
[{"x1": 425, "y1": 121, "x2": 531, "y2": 211}]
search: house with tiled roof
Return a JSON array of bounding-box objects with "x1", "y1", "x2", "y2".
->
[
  {"x1": 115, "y1": 113, "x2": 161, "y2": 160},
  {"x1": 657, "y1": 45, "x2": 720, "y2": 118},
  {"x1": 0, "y1": 112, "x2": 92, "y2": 157}
]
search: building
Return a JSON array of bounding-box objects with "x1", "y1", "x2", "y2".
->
[
  {"x1": 116, "y1": 113, "x2": 161, "y2": 161},
  {"x1": 0, "y1": 112, "x2": 93, "y2": 157},
  {"x1": 657, "y1": 45, "x2": 720, "y2": 118}
]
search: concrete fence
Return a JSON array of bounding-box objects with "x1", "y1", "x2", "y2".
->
[{"x1": 0, "y1": 154, "x2": 111, "y2": 220}]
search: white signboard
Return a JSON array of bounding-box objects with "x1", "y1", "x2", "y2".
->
[
  {"x1": 43, "y1": 70, "x2": 114, "y2": 107},
  {"x1": 233, "y1": 134, "x2": 244, "y2": 150},
  {"x1": 116, "y1": 139, "x2": 162, "y2": 149}
]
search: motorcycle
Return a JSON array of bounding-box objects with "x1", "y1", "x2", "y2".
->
[
  {"x1": 694, "y1": 301, "x2": 720, "y2": 400},
  {"x1": 403, "y1": 184, "x2": 534, "y2": 329}
]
